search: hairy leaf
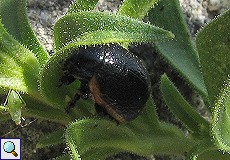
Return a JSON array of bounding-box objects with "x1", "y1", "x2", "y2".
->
[
  {"x1": 212, "y1": 78, "x2": 230, "y2": 152},
  {"x1": 148, "y1": 0, "x2": 208, "y2": 98},
  {"x1": 67, "y1": 0, "x2": 98, "y2": 14},
  {"x1": 65, "y1": 118, "x2": 195, "y2": 159},
  {"x1": 54, "y1": 11, "x2": 174, "y2": 50},
  {"x1": 196, "y1": 10, "x2": 230, "y2": 106},
  {"x1": 197, "y1": 10, "x2": 230, "y2": 154},
  {"x1": 161, "y1": 74, "x2": 209, "y2": 136},
  {"x1": 0, "y1": 0, "x2": 49, "y2": 65},
  {"x1": 186, "y1": 139, "x2": 230, "y2": 160},
  {"x1": 125, "y1": 97, "x2": 160, "y2": 131},
  {"x1": 22, "y1": 95, "x2": 71, "y2": 125},
  {"x1": 196, "y1": 150, "x2": 230, "y2": 160},
  {"x1": 0, "y1": 22, "x2": 40, "y2": 93},
  {"x1": 67, "y1": 30, "x2": 171, "y2": 47},
  {"x1": 36, "y1": 129, "x2": 65, "y2": 148},
  {"x1": 118, "y1": 0, "x2": 159, "y2": 20}
]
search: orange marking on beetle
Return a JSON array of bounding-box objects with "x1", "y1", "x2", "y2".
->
[{"x1": 89, "y1": 75, "x2": 126, "y2": 122}]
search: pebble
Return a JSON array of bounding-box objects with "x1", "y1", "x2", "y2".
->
[
  {"x1": 208, "y1": 0, "x2": 222, "y2": 11},
  {"x1": 180, "y1": 0, "x2": 209, "y2": 36},
  {"x1": 207, "y1": 0, "x2": 230, "y2": 11}
]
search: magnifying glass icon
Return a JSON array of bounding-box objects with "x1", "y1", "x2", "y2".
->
[{"x1": 3, "y1": 141, "x2": 18, "y2": 157}]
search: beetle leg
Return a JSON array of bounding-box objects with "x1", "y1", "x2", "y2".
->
[
  {"x1": 65, "y1": 81, "x2": 90, "y2": 113},
  {"x1": 65, "y1": 93, "x2": 81, "y2": 113}
]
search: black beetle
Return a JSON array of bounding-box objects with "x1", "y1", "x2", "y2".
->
[{"x1": 60, "y1": 44, "x2": 151, "y2": 122}]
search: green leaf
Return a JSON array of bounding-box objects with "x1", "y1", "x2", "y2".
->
[
  {"x1": 54, "y1": 11, "x2": 174, "y2": 50},
  {"x1": 66, "y1": 30, "x2": 172, "y2": 47},
  {"x1": 67, "y1": 0, "x2": 98, "y2": 14},
  {"x1": 65, "y1": 118, "x2": 196, "y2": 159},
  {"x1": 118, "y1": 0, "x2": 159, "y2": 20},
  {"x1": 68, "y1": 98, "x2": 95, "y2": 120},
  {"x1": 148, "y1": 0, "x2": 208, "y2": 98},
  {"x1": 0, "y1": 21, "x2": 40, "y2": 94},
  {"x1": 212, "y1": 78, "x2": 230, "y2": 152},
  {"x1": 186, "y1": 139, "x2": 230, "y2": 160},
  {"x1": 196, "y1": 10, "x2": 230, "y2": 153},
  {"x1": 0, "y1": 0, "x2": 49, "y2": 65},
  {"x1": 22, "y1": 95, "x2": 71, "y2": 125},
  {"x1": 160, "y1": 74, "x2": 209, "y2": 136},
  {"x1": 126, "y1": 97, "x2": 160, "y2": 131},
  {"x1": 195, "y1": 150, "x2": 230, "y2": 160},
  {"x1": 6, "y1": 90, "x2": 24, "y2": 125},
  {"x1": 36, "y1": 129, "x2": 65, "y2": 148},
  {"x1": 196, "y1": 10, "x2": 230, "y2": 106}
]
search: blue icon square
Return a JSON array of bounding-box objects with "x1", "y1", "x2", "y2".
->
[{"x1": 0, "y1": 138, "x2": 22, "y2": 160}]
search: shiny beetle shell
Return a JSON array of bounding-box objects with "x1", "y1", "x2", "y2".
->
[{"x1": 61, "y1": 44, "x2": 151, "y2": 122}]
